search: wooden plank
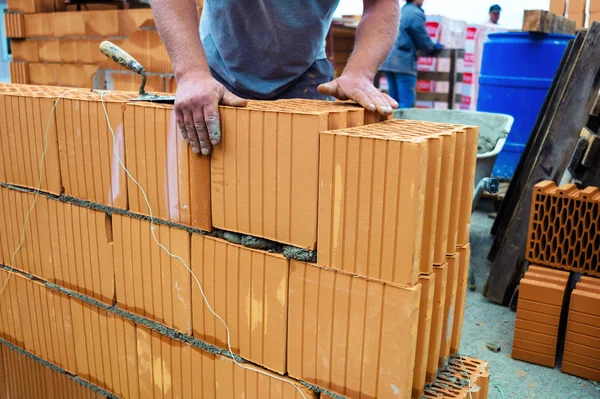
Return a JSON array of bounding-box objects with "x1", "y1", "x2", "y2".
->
[
  {"x1": 489, "y1": 34, "x2": 580, "y2": 244},
  {"x1": 484, "y1": 24, "x2": 600, "y2": 305},
  {"x1": 522, "y1": 10, "x2": 576, "y2": 35}
]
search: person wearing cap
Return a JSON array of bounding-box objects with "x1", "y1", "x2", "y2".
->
[
  {"x1": 486, "y1": 4, "x2": 502, "y2": 26},
  {"x1": 379, "y1": 0, "x2": 444, "y2": 108}
]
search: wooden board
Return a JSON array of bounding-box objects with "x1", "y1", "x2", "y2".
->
[
  {"x1": 522, "y1": 10, "x2": 576, "y2": 35},
  {"x1": 484, "y1": 24, "x2": 600, "y2": 305}
]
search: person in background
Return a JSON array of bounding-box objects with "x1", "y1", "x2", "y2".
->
[
  {"x1": 152, "y1": 0, "x2": 400, "y2": 156},
  {"x1": 485, "y1": 4, "x2": 502, "y2": 26},
  {"x1": 380, "y1": 0, "x2": 443, "y2": 108}
]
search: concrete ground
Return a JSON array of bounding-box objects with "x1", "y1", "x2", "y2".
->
[{"x1": 460, "y1": 202, "x2": 600, "y2": 399}]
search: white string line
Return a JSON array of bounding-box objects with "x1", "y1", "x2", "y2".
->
[
  {"x1": 458, "y1": 355, "x2": 474, "y2": 399},
  {"x1": 97, "y1": 92, "x2": 308, "y2": 399},
  {"x1": 0, "y1": 89, "x2": 83, "y2": 295}
]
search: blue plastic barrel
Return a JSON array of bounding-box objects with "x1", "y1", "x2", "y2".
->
[{"x1": 476, "y1": 32, "x2": 573, "y2": 179}]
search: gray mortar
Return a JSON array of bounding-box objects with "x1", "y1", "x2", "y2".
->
[
  {"x1": 394, "y1": 109, "x2": 513, "y2": 154},
  {"x1": 0, "y1": 338, "x2": 116, "y2": 398},
  {"x1": 0, "y1": 264, "x2": 336, "y2": 397},
  {"x1": 0, "y1": 182, "x2": 317, "y2": 263}
]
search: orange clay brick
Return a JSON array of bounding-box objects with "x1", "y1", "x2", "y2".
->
[
  {"x1": 27, "y1": 63, "x2": 59, "y2": 86},
  {"x1": 109, "y1": 72, "x2": 166, "y2": 93},
  {"x1": 527, "y1": 265, "x2": 570, "y2": 280},
  {"x1": 424, "y1": 355, "x2": 490, "y2": 399},
  {"x1": 191, "y1": 234, "x2": 289, "y2": 374},
  {"x1": 288, "y1": 260, "x2": 421, "y2": 399},
  {"x1": 0, "y1": 270, "x2": 78, "y2": 374},
  {"x1": 10, "y1": 40, "x2": 39, "y2": 62},
  {"x1": 8, "y1": 62, "x2": 29, "y2": 84},
  {"x1": 55, "y1": 91, "x2": 129, "y2": 208},
  {"x1": 413, "y1": 273, "x2": 436, "y2": 399},
  {"x1": 318, "y1": 122, "x2": 429, "y2": 284},
  {"x1": 0, "y1": 88, "x2": 63, "y2": 191},
  {"x1": 112, "y1": 214, "x2": 192, "y2": 334},
  {"x1": 513, "y1": 337, "x2": 557, "y2": 356},
  {"x1": 518, "y1": 278, "x2": 567, "y2": 307},
  {"x1": 565, "y1": 340, "x2": 600, "y2": 360},
  {"x1": 0, "y1": 345, "x2": 105, "y2": 399},
  {"x1": 213, "y1": 103, "x2": 355, "y2": 249},
  {"x1": 527, "y1": 181, "x2": 600, "y2": 277},
  {"x1": 562, "y1": 361, "x2": 600, "y2": 382},
  {"x1": 515, "y1": 317, "x2": 559, "y2": 336},
  {"x1": 124, "y1": 102, "x2": 211, "y2": 230},
  {"x1": 563, "y1": 351, "x2": 600, "y2": 370},
  {"x1": 99, "y1": 25, "x2": 173, "y2": 75},
  {"x1": 317, "y1": 119, "x2": 467, "y2": 279},
  {"x1": 451, "y1": 244, "x2": 470, "y2": 355},
  {"x1": 119, "y1": 8, "x2": 154, "y2": 36},
  {"x1": 4, "y1": 13, "x2": 25, "y2": 38},
  {"x1": 53, "y1": 11, "x2": 86, "y2": 37},
  {"x1": 58, "y1": 39, "x2": 106, "y2": 64},
  {"x1": 24, "y1": 13, "x2": 55, "y2": 37},
  {"x1": 514, "y1": 328, "x2": 558, "y2": 346},
  {"x1": 37, "y1": 39, "x2": 60, "y2": 63},
  {"x1": 567, "y1": 308, "x2": 600, "y2": 328},
  {"x1": 439, "y1": 253, "x2": 459, "y2": 368},
  {"x1": 446, "y1": 129, "x2": 466, "y2": 254},
  {"x1": 135, "y1": 325, "x2": 216, "y2": 399},
  {"x1": 427, "y1": 263, "x2": 448, "y2": 383},
  {"x1": 456, "y1": 127, "x2": 479, "y2": 246},
  {"x1": 84, "y1": 10, "x2": 119, "y2": 36},
  {"x1": 214, "y1": 356, "x2": 317, "y2": 399},
  {"x1": 0, "y1": 187, "x2": 115, "y2": 304},
  {"x1": 569, "y1": 290, "x2": 600, "y2": 317},
  {"x1": 512, "y1": 347, "x2": 556, "y2": 368}
]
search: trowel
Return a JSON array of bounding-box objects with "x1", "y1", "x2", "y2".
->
[{"x1": 99, "y1": 40, "x2": 176, "y2": 103}]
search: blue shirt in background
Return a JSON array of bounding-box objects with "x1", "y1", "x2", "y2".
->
[
  {"x1": 200, "y1": 0, "x2": 340, "y2": 99},
  {"x1": 380, "y1": 2, "x2": 440, "y2": 75}
]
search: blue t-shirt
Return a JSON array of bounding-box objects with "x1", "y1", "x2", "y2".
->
[{"x1": 200, "y1": 0, "x2": 340, "y2": 99}]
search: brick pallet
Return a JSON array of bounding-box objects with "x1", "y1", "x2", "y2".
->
[{"x1": 0, "y1": 83, "x2": 482, "y2": 398}]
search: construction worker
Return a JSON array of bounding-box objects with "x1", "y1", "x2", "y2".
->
[
  {"x1": 379, "y1": 0, "x2": 443, "y2": 108},
  {"x1": 153, "y1": 0, "x2": 400, "y2": 156},
  {"x1": 485, "y1": 4, "x2": 502, "y2": 26}
]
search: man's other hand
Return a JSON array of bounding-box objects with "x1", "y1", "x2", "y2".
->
[
  {"x1": 175, "y1": 72, "x2": 247, "y2": 155},
  {"x1": 317, "y1": 73, "x2": 398, "y2": 116}
]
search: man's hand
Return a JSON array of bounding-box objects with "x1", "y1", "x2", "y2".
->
[
  {"x1": 174, "y1": 72, "x2": 247, "y2": 155},
  {"x1": 318, "y1": 73, "x2": 398, "y2": 116}
]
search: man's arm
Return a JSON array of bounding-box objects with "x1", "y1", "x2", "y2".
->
[
  {"x1": 318, "y1": 0, "x2": 399, "y2": 115},
  {"x1": 153, "y1": 0, "x2": 246, "y2": 155},
  {"x1": 408, "y1": 13, "x2": 443, "y2": 55}
]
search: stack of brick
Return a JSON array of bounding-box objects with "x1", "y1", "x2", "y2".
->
[
  {"x1": 522, "y1": 181, "x2": 600, "y2": 382},
  {"x1": 562, "y1": 276, "x2": 600, "y2": 382},
  {"x1": 4, "y1": 1, "x2": 154, "y2": 88},
  {"x1": 551, "y1": 0, "x2": 600, "y2": 28},
  {"x1": 0, "y1": 83, "x2": 483, "y2": 398},
  {"x1": 511, "y1": 266, "x2": 569, "y2": 367}
]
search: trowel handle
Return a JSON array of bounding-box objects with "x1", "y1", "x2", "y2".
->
[{"x1": 99, "y1": 41, "x2": 147, "y2": 95}]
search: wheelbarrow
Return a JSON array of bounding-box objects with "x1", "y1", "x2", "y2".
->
[{"x1": 394, "y1": 109, "x2": 514, "y2": 291}]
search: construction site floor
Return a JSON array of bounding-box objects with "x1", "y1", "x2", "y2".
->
[{"x1": 463, "y1": 203, "x2": 600, "y2": 399}]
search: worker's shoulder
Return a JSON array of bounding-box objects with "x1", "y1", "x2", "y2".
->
[{"x1": 401, "y1": 4, "x2": 425, "y2": 20}]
